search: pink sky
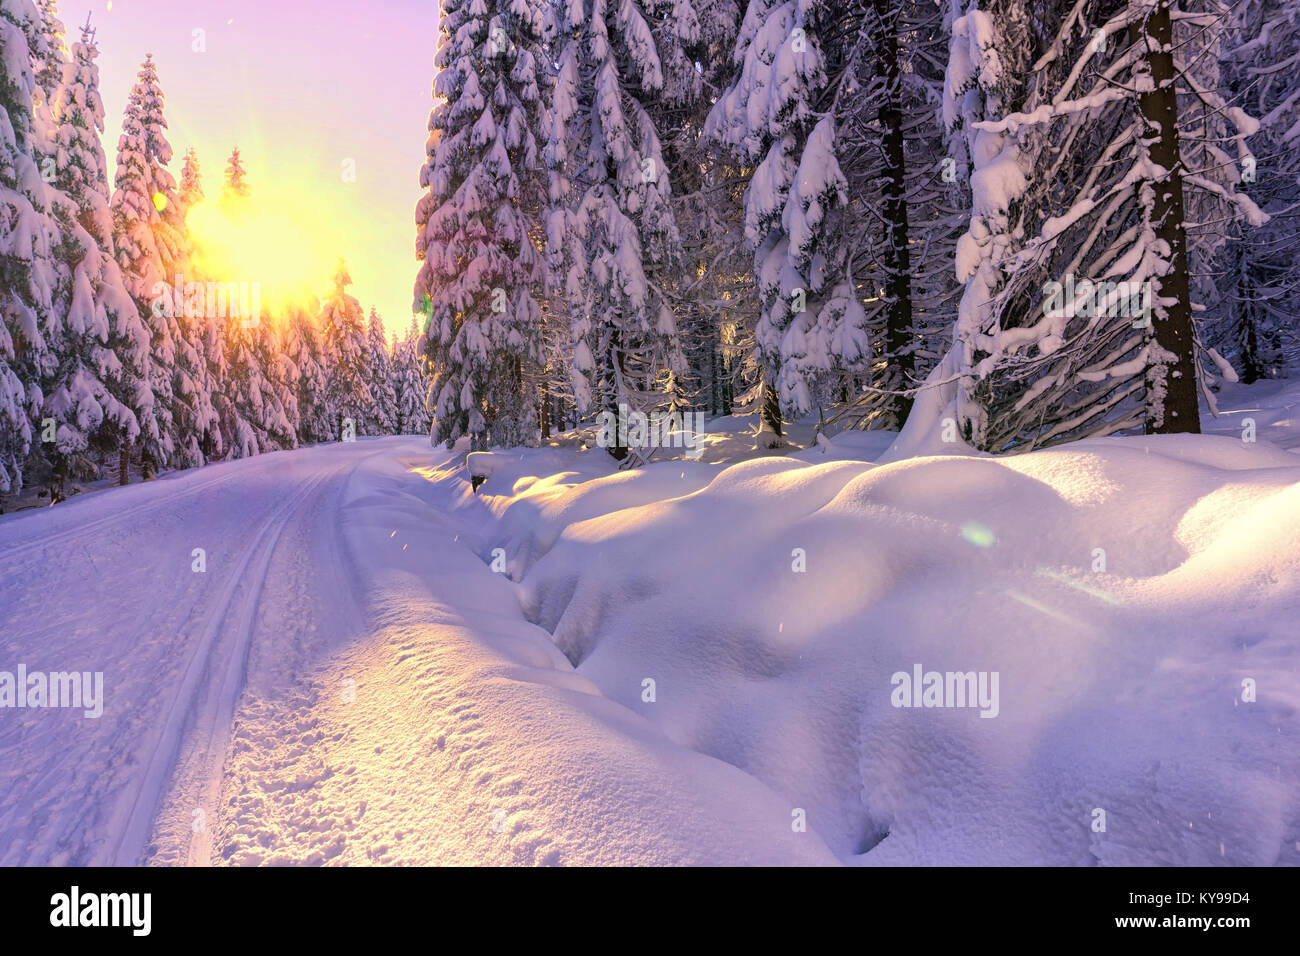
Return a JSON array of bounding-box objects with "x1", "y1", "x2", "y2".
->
[{"x1": 55, "y1": 0, "x2": 438, "y2": 336}]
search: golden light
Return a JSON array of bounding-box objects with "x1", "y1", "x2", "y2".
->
[
  {"x1": 185, "y1": 188, "x2": 343, "y2": 321},
  {"x1": 152, "y1": 192, "x2": 167, "y2": 212}
]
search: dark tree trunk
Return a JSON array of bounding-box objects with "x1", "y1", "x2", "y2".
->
[
  {"x1": 721, "y1": 339, "x2": 734, "y2": 416},
  {"x1": 876, "y1": 0, "x2": 915, "y2": 429},
  {"x1": 602, "y1": 328, "x2": 628, "y2": 461},
  {"x1": 50, "y1": 454, "x2": 67, "y2": 505},
  {"x1": 119, "y1": 442, "x2": 129, "y2": 486},
  {"x1": 1239, "y1": 257, "x2": 1261, "y2": 384},
  {"x1": 539, "y1": 379, "x2": 551, "y2": 440},
  {"x1": 760, "y1": 371, "x2": 783, "y2": 441},
  {"x1": 709, "y1": 339, "x2": 719, "y2": 417},
  {"x1": 1132, "y1": 2, "x2": 1201, "y2": 434}
]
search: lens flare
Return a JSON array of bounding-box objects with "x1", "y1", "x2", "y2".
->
[{"x1": 959, "y1": 521, "x2": 997, "y2": 548}]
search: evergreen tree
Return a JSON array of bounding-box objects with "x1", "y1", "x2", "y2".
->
[
  {"x1": 1205, "y1": 0, "x2": 1300, "y2": 382},
  {"x1": 283, "y1": 300, "x2": 333, "y2": 444},
  {"x1": 218, "y1": 315, "x2": 294, "y2": 456},
  {"x1": 931, "y1": 0, "x2": 1263, "y2": 451},
  {"x1": 207, "y1": 160, "x2": 293, "y2": 455},
  {"x1": 170, "y1": 147, "x2": 216, "y2": 467},
  {"x1": 414, "y1": 0, "x2": 548, "y2": 451},
  {"x1": 393, "y1": 315, "x2": 431, "y2": 436},
  {"x1": 544, "y1": 0, "x2": 692, "y2": 461},
  {"x1": 110, "y1": 53, "x2": 185, "y2": 475},
  {"x1": 365, "y1": 307, "x2": 395, "y2": 434},
  {"x1": 0, "y1": 0, "x2": 56, "y2": 496},
  {"x1": 37, "y1": 16, "x2": 143, "y2": 496},
  {"x1": 321, "y1": 260, "x2": 372, "y2": 439},
  {"x1": 222, "y1": 146, "x2": 250, "y2": 207},
  {"x1": 704, "y1": 0, "x2": 852, "y2": 438},
  {"x1": 29, "y1": 0, "x2": 62, "y2": 110},
  {"x1": 178, "y1": 146, "x2": 202, "y2": 210},
  {"x1": 705, "y1": 0, "x2": 961, "y2": 437}
]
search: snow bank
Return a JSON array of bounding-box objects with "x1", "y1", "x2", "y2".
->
[{"x1": 450, "y1": 418, "x2": 1300, "y2": 865}]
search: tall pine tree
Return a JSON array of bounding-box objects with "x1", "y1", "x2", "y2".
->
[
  {"x1": 322, "y1": 260, "x2": 372, "y2": 439},
  {"x1": 110, "y1": 53, "x2": 185, "y2": 475},
  {"x1": 37, "y1": 15, "x2": 143, "y2": 496},
  {"x1": 544, "y1": 0, "x2": 692, "y2": 460},
  {"x1": 0, "y1": 0, "x2": 56, "y2": 496},
  {"x1": 414, "y1": 0, "x2": 548, "y2": 450},
  {"x1": 365, "y1": 307, "x2": 395, "y2": 435}
]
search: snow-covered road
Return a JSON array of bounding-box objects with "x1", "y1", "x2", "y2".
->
[{"x1": 0, "y1": 439, "x2": 833, "y2": 865}]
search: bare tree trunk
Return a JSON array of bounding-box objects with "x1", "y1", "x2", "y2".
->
[
  {"x1": 1132, "y1": 2, "x2": 1200, "y2": 434},
  {"x1": 119, "y1": 442, "x2": 129, "y2": 486}
]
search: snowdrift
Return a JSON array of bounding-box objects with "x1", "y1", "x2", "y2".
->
[{"x1": 456, "y1": 429, "x2": 1300, "y2": 865}]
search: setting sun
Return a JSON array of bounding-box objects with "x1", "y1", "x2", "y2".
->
[{"x1": 185, "y1": 186, "x2": 343, "y2": 319}]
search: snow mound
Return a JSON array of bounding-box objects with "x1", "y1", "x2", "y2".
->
[{"x1": 471, "y1": 431, "x2": 1300, "y2": 864}]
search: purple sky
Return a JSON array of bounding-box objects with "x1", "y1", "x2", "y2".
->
[{"x1": 56, "y1": 0, "x2": 439, "y2": 336}]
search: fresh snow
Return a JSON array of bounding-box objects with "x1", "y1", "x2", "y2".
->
[
  {"x1": 3, "y1": 380, "x2": 1298, "y2": 865},
  {"x1": 0, "y1": 438, "x2": 831, "y2": 865}
]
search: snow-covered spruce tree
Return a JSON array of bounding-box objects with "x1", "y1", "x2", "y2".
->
[
  {"x1": 171, "y1": 149, "x2": 227, "y2": 463},
  {"x1": 193, "y1": 149, "x2": 255, "y2": 459},
  {"x1": 651, "y1": 1, "x2": 754, "y2": 421},
  {"x1": 283, "y1": 299, "x2": 333, "y2": 444},
  {"x1": 35, "y1": 17, "x2": 147, "y2": 498},
  {"x1": 700, "y1": 0, "x2": 962, "y2": 437},
  {"x1": 936, "y1": 0, "x2": 1264, "y2": 451},
  {"x1": 394, "y1": 316, "x2": 432, "y2": 435},
  {"x1": 321, "y1": 260, "x2": 372, "y2": 440},
  {"x1": 220, "y1": 312, "x2": 294, "y2": 456},
  {"x1": 414, "y1": 0, "x2": 548, "y2": 451},
  {"x1": 167, "y1": 147, "x2": 216, "y2": 467},
  {"x1": 703, "y1": 0, "x2": 865, "y2": 443},
  {"x1": 111, "y1": 53, "x2": 187, "y2": 477},
  {"x1": 29, "y1": 0, "x2": 62, "y2": 113},
  {"x1": 221, "y1": 145, "x2": 249, "y2": 209},
  {"x1": 822, "y1": 0, "x2": 965, "y2": 432},
  {"x1": 178, "y1": 146, "x2": 202, "y2": 209},
  {"x1": 217, "y1": 292, "x2": 296, "y2": 456},
  {"x1": 0, "y1": 0, "x2": 57, "y2": 498},
  {"x1": 544, "y1": 0, "x2": 694, "y2": 461},
  {"x1": 1203, "y1": 0, "x2": 1300, "y2": 381},
  {"x1": 364, "y1": 307, "x2": 395, "y2": 435},
  {"x1": 210, "y1": 159, "x2": 295, "y2": 455},
  {"x1": 265, "y1": 328, "x2": 300, "y2": 451}
]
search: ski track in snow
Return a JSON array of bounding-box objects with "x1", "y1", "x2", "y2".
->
[{"x1": 0, "y1": 438, "x2": 833, "y2": 866}]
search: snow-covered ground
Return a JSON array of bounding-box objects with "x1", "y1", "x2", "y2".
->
[
  {"x1": 2, "y1": 381, "x2": 1298, "y2": 865},
  {"x1": 0, "y1": 438, "x2": 830, "y2": 865}
]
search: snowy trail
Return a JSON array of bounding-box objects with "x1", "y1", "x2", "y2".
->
[
  {"x1": 129, "y1": 468, "x2": 335, "y2": 867},
  {"x1": 0, "y1": 439, "x2": 833, "y2": 865},
  {"x1": 0, "y1": 443, "x2": 378, "y2": 865}
]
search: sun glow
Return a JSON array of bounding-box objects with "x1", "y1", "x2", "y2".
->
[{"x1": 185, "y1": 189, "x2": 342, "y2": 321}]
